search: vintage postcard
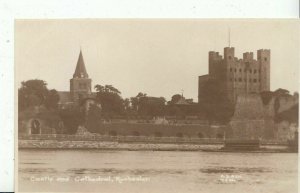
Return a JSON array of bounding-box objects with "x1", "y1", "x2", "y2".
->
[{"x1": 15, "y1": 19, "x2": 299, "y2": 193}]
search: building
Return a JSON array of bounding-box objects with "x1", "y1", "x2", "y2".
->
[
  {"x1": 19, "y1": 50, "x2": 101, "y2": 135},
  {"x1": 228, "y1": 94, "x2": 265, "y2": 139},
  {"x1": 198, "y1": 47, "x2": 270, "y2": 103},
  {"x1": 58, "y1": 50, "x2": 96, "y2": 108}
]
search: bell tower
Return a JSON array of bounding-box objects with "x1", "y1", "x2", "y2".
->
[{"x1": 70, "y1": 49, "x2": 92, "y2": 102}]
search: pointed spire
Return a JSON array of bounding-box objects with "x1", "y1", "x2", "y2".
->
[{"x1": 73, "y1": 49, "x2": 89, "y2": 78}]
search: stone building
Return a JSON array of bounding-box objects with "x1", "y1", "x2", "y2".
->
[
  {"x1": 228, "y1": 94, "x2": 265, "y2": 139},
  {"x1": 228, "y1": 90, "x2": 299, "y2": 140},
  {"x1": 58, "y1": 50, "x2": 96, "y2": 109},
  {"x1": 198, "y1": 47, "x2": 270, "y2": 103}
]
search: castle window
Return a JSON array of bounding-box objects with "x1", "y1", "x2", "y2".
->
[
  {"x1": 230, "y1": 68, "x2": 232, "y2": 72},
  {"x1": 234, "y1": 68, "x2": 236, "y2": 72},
  {"x1": 254, "y1": 69, "x2": 257, "y2": 74},
  {"x1": 254, "y1": 79, "x2": 257, "y2": 83},
  {"x1": 228, "y1": 56, "x2": 232, "y2": 60},
  {"x1": 264, "y1": 57, "x2": 267, "y2": 61},
  {"x1": 238, "y1": 78, "x2": 242, "y2": 82},
  {"x1": 249, "y1": 69, "x2": 252, "y2": 73},
  {"x1": 239, "y1": 69, "x2": 242, "y2": 72}
]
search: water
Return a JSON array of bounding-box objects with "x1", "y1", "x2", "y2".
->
[{"x1": 19, "y1": 150, "x2": 298, "y2": 193}]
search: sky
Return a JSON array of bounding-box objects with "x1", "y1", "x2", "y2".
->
[{"x1": 15, "y1": 19, "x2": 299, "y2": 101}]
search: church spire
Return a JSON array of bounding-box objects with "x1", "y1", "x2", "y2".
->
[{"x1": 73, "y1": 49, "x2": 89, "y2": 78}]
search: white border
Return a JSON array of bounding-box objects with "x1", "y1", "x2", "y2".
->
[{"x1": 1, "y1": 0, "x2": 299, "y2": 192}]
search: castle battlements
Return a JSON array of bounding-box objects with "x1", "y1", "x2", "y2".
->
[
  {"x1": 199, "y1": 47, "x2": 271, "y2": 103},
  {"x1": 209, "y1": 48, "x2": 270, "y2": 63}
]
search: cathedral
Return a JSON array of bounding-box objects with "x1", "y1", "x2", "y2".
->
[{"x1": 57, "y1": 50, "x2": 96, "y2": 109}]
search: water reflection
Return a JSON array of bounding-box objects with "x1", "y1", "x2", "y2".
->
[{"x1": 19, "y1": 150, "x2": 298, "y2": 193}]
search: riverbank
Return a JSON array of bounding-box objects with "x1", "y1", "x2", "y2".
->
[
  {"x1": 19, "y1": 140, "x2": 222, "y2": 151},
  {"x1": 19, "y1": 139, "x2": 295, "y2": 153}
]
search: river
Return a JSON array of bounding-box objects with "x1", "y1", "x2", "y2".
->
[{"x1": 18, "y1": 149, "x2": 298, "y2": 193}]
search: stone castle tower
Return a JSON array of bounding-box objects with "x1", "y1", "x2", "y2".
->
[
  {"x1": 70, "y1": 50, "x2": 92, "y2": 102},
  {"x1": 199, "y1": 47, "x2": 270, "y2": 103}
]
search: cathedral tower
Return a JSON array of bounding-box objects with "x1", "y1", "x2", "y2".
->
[{"x1": 70, "y1": 50, "x2": 92, "y2": 102}]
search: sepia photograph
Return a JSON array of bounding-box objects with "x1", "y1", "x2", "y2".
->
[{"x1": 16, "y1": 19, "x2": 299, "y2": 193}]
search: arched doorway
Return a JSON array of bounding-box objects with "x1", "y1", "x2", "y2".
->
[{"x1": 31, "y1": 119, "x2": 41, "y2": 134}]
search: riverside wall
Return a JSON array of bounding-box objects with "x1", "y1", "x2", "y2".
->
[
  {"x1": 18, "y1": 134, "x2": 289, "y2": 151},
  {"x1": 19, "y1": 140, "x2": 223, "y2": 151}
]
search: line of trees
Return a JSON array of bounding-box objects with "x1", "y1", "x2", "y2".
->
[
  {"x1": 18, "y1": 79, "x2": 236, "y2": 131},
  {"x1": 20, "y1": 79, "x2": 298, "y2": 134},
  {"x1": 94, "y1": 85, "x2": 167, "y2": 118},
  {"x1": 93, "y1": 84, "x2": 209, "y2": 119}
]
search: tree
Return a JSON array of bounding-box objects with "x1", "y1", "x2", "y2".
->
[
  {"x1": 260, "y1": 88, "x2": 294, "y2": 116},
  {"x1": 123, "y1": 98, "x2": 130, "y2": 110},
  {"x1": 45, "y1": 89, "x2": 60, "y2": 109},
  {"x1": 94, "y1": 84, "x2": 124, "y2": 117},
  {"x1": 59, "y1": 106, "x2": 84, "y2": 134},
  {"x1": 137, "y1": 92, "x2": 147, "y2": 98},
  {"x1": 274, "y1": 88, "x2": 290, "y2": 97},
  {"x1": 18, "y1": 79, "x2": 60, "y2": 111},
  {"x1": 168, "y1": 94, "x2": 182, "y2": 105},
  {"x1": 85, "y1": 104, "x2": 103, "y2": 133},
  {"x1": 130, "y1": 92, "x2": 147, "y2": 112},
  {"x1": 130, "y1": 96, "x2": 139, "y2": 111},
  {"x1": 129, "y1": 93, "x2": 167, "y2": 117}
]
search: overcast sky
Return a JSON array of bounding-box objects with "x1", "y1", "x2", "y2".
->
[{"x1": 15, "y1": 19, "x2": 299, "y2": 101}]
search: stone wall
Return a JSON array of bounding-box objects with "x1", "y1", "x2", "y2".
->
[
  {"x1": 19, "y1": 118, "x2": 57, "y2": 135},
  {"x1": 229, "y1": 94, "x2": 265, "y2": 139},
  {"x1": 18, "y1": 140, "x2": 222, "y2": 151},
  {"x1": 87, "y1": 122, "x2": 227, "y2": 139}
]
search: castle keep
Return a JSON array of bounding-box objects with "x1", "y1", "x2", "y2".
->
[{"x1": 198, "y1": 47, "x2": 270, "y2": 103}]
